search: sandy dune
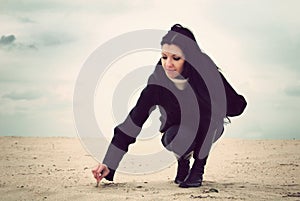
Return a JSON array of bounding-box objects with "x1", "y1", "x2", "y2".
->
[{"x1": 0, "y1": 136, "x2": 299, "y2": 201}]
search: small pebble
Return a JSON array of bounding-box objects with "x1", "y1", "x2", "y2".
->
[{"x1": 209, "y1": 188, "x2": 219, "y2": 193}]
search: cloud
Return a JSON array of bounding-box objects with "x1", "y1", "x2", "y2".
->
[
  {"x1": 203, "y1": 1, "x2": 300, "y2": 71},
  {"x1": 18, "y1": 16, "x2": 36, "y2": 23},
  {"x1": 0, "y1": 0, "x2": 150, "y2": 15},
  {"x1": 284, "y1": 85, "x2": 300, "y2": 97},
  {"x1": 0, "y1": 0, "x2": 299, "y2": 139},
  {"x1": 0, "y1": 34, "x2": 37, "y2": 50},
  {"x1": 0, "y1": 35, "x2": 16, "y2": 46},
  {"x1": 36, "y1": 32, "x2": 74, "y2": 46},
  {"x1": 2, "y1": 91, "x2": 42, "y2": 101},
  {"x1": 0, "y1": 32, "x2": 75, "y2": 52}
]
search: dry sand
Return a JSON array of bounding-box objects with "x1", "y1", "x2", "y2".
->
[{"x1": 0, "y1": 136, "x2": 299, "y2": 201}]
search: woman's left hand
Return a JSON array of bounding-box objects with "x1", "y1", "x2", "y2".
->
[{"x1": 92, "y1": 163, "x2": 110, "y2": 184}]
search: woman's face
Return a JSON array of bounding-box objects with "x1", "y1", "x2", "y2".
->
[{"x1": 161, "y1": 44, "x2": 185, "y2": 79}]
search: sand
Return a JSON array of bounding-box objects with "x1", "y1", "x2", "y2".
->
[{"x1": 0, "y1": 136, "x2": 299, "y2": 201}]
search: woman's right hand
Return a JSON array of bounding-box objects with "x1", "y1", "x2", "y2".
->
[{"x1": 92, "y1": 163, "x2": 110, "y2": 183}]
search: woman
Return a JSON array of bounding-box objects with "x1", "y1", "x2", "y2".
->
[{"x1": 92, "y1": 24, "x2": 247, "y2": 188}]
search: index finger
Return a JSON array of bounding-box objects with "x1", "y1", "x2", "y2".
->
[
  {"x1": 92, "y1": 164, "x2": 108, "y2": 182},
  {"x1": 92, "y1": 164, "x2": 102, "y2": 180},
  {"x1": 98, "y1": 165, "x2": 110, "y2": 180}
]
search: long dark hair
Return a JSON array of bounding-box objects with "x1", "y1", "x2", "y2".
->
[
  {"x1": 160, "y1": 24, "x2": 233, "y2": 125},
  {"x1": 159, "y1": 24, "x2": 219, "y2": 80},
  {"x1": 161, "y1": 24, "x2": 198, "y2": 52}
]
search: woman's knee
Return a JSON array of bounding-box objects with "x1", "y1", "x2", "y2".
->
[
  {"x1": 161, "y1": 125, "x2": 179, "y2": 148},
  {"x1": 162, "y1": 125, "x2": 196, "y2": 157}
]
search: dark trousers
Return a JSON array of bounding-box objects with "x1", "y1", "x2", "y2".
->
[
  {"x1": 161, "y1": 125, "x2": 196, "y2": 159},
  {"x1": 161, "y1": 124, "x2": 224, "y2": 160}
]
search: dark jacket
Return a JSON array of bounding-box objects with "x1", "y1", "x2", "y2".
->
[{"x1": 103, "y1": 54, "x2": 247, "y2": 180}]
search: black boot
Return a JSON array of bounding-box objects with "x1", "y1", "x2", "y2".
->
[
  {"x1": 174, "y1": 153, "x2": 192, "y2": 184},
  {"x1": 179, "y1": 156, "x2": 208, "y2": 188}
]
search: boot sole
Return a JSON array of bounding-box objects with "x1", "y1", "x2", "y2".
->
[{"x1": 179, "y1": 182, "x2": 202, "y2": 188}]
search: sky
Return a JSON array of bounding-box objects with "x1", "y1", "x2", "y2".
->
[{"x1": 0, "y1": 0, "x2": 299, "y2": 139}]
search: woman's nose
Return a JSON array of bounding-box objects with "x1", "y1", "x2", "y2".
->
[{"x1": 166, "y1": 58, "x2": 173, "y2": 68}]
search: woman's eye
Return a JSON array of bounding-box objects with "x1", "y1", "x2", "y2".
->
[
  {"x1": 161, "y1": 56, "x2": 167, "y2": 60},
  {"x1": 173, "y1": 57, "x2": 181, "y2": 61}
]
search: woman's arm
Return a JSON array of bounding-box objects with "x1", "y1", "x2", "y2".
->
[
  {"x1": 100, "y1": 84, "x2": 158, "y2": 181},
  {"x1": 219, "y1": 72, "x2": 247, "y2": 117}
]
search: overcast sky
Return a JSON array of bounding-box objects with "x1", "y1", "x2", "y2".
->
[{"x1": 0, "y1": 0, "x2": 299, "y2": 139}]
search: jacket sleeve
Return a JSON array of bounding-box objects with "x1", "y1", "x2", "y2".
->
[
  {"x1": 219, "y1": 72, "x2": 247, "y2": 117},
  {"x1": 102, "y1": 85, "x2": 157, "y2": 181}
]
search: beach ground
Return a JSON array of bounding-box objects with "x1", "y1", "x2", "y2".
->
[{"x1": 0, "y1": 136, "x2": 299, "y2": 201}]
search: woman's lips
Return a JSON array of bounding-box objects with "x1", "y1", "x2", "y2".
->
[{"x1": 165, "y1": 69, "x2": 178, "y2": 78}]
